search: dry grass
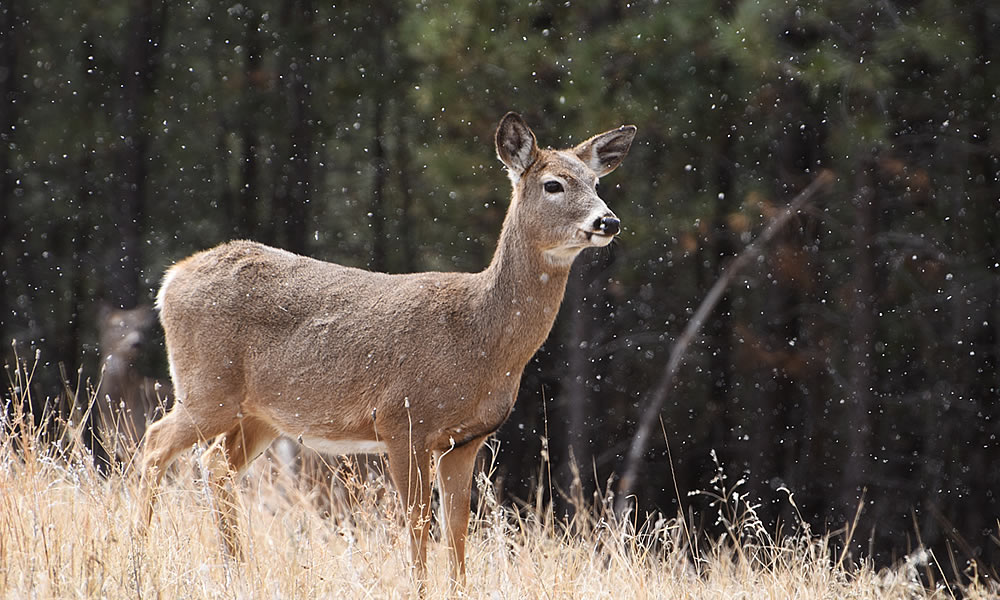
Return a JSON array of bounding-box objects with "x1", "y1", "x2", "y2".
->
[{"x1": 2, "y1": 359, "x2": 996, "y2": 599}]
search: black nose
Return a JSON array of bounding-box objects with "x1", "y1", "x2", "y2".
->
[{"x1": 595, "y1": 216, "x2": 620, "y2": 235}]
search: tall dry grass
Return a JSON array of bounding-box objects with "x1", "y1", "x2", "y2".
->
[{"x1": 2, "y1": 356, "x2": 996, "y2": 599}]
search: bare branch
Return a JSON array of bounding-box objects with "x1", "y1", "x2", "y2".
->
[{"x1": 614, "y1": 171, "x2": 835, "y2": 516}]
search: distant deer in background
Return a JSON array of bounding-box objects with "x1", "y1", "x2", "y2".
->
[
  {"x1": 137, "y1": 112, "x2": 636, "y2": 587},
  {"x1": 96, "y1": 304, "x2": 172, "y2": 465}
]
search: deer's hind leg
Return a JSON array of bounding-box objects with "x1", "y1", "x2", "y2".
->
[
  {"x1": 136, "y1": 388, "x2": 246, "y2": 537},
  {"x1": 201, "y1": 417, "x2": 278, "y2": 560},
  {"x1": 137, "y1": 407, "x2": 221, "y2": 534}
]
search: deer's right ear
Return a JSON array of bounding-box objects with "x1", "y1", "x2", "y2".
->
[{"x1": 495, "y1": 112, "x2": 539, "y2": 181}]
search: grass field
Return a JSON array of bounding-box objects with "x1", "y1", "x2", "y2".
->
[{"x1": 2, "y1": 366, "x2": 996, "y2": 599}]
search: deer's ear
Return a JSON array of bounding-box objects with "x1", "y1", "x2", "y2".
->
[
  {"x1": 495, "y1": 112, "x2": 539, "y2": 180},
  {"x1": 573, "y1": 125, "x2": 637, "y2": 177},
  {"x1": 97, "y1": 301, "x2": 113, "y2": 326}
]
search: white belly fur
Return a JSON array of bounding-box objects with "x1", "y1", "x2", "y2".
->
[{"x1": 300, "y1": 437, "x2": 388, "y2": 455}]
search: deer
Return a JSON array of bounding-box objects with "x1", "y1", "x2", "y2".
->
[
  {"x1": 136, "y1": 112, "x2": 636, "y2": 588},
  {"x1": 96, "y1": 304, "x2": 172, "y2": 466}
]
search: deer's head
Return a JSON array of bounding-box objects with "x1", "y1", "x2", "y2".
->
[{"x1": 495, "y1": 112, "x2": 636, "y2": 266}]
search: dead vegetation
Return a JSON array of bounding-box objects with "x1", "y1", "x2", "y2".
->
[{"x1": 2, "y1": 357, "x2": 996, "y2": 599}]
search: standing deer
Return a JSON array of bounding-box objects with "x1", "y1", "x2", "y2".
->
[
  {"x1": 137, "y1": 112, "x2": 636, "y2": 587},
  {"x1": 96, "y1": 304, "x2": 171, "y2": 466}
]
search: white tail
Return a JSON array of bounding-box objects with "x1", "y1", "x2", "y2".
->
[{"x1": 137, "y1": 112, "x2": 636, "y2": 587}]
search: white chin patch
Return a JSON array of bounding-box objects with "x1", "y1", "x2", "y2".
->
[
  {"x1": 589, "y1": 232, "x2": 614, "y2": 247},
  {"x1": 544, "y1": 230, "x2": 615, "y2": 265},
  {"x1": 544, "y1": 228, "x2": 615, "y2": 265},
  {"x1": 544, "y1": 246, "x2": 584, "y2": 266}
]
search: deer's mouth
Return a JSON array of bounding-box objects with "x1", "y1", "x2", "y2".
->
[{"x1": 579, "y1": 229, "x2": 615, "y2": 245}]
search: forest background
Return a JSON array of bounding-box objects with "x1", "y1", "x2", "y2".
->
[{"x1": 1, "y1": 0, "x2": 997, "y2": 576}]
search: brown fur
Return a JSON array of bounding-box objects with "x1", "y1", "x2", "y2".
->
[
  {"x1": 137, "y1": 113, "x2": 636, "y2": 587},
  {"x1": 96, "y1": 305, "x2": 172, "y2": 465}
]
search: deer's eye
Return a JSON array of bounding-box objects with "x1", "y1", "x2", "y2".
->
[{"x1": 543, "y1": 181, "x2": 563, "y2": 194}]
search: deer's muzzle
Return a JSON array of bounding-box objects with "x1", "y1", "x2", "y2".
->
[{"x1": 595, "y1": 216, "x2": 620, "y2": 236}]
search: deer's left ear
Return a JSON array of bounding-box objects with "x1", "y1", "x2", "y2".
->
[{"x1": 573, "y1": 125, "x2": 637, "y2": 177}]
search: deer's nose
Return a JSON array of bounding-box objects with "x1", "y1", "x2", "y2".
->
[{"x1": 595, "y1": 216, "x2": 620, "y2": 236}]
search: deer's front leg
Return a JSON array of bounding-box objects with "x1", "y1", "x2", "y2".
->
[
  {"x1": 437, "y1": 436, "x2": 486, "y2": 588},
  {"x1": 387, "y1": 441, "x2": 434, "y2": 587}
]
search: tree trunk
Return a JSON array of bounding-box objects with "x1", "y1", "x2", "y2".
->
[
  {"x1": 563, "y1": 259, "x2": 596, "y2": 500},
  {"x1": 369, "y1": 98, "x2": 388, "y2": 272},
  {"x1": 109, "y1": 0, "x2": 167, "y2": 308},
  {"x1": 842, "y1": 159, "x2": 877, "y2": 522},
  {"x1": 237, "y1": 10, "x2": 262, "y2": 240},
  {"x1": 953, "y1": 5, "x2": 1000, "y2": 564},
  {"x1": 367, "y1": 0, "x2": 397, "y2": 273},
  {"x1": 707, "y1": 92, "x2": 736, "y2": 471},
  {"x1": 0, "y1": 0, "x2": 21, "y2": 331},
  {"x1": 395, "y1": 115, "x2": 417, "y2": 273},
  {"x1": 278, "y1": 0, "x2": 314, "y2": 255}
]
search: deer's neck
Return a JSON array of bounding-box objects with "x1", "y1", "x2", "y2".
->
[{"x1": 478, "y1": 205, "x2": 573, "y2": 371}]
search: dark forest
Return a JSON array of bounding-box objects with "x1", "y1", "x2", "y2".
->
[{"x1": 2, "y1": 0, "x2": 998, "y2": 577}]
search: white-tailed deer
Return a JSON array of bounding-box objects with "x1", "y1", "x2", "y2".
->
[
  {"x1": 137, "y1": 112, "x2": 635, "y2": 586},
  {"x1": 96, "y1": 304, "x2": 172, "y2": 465}
]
